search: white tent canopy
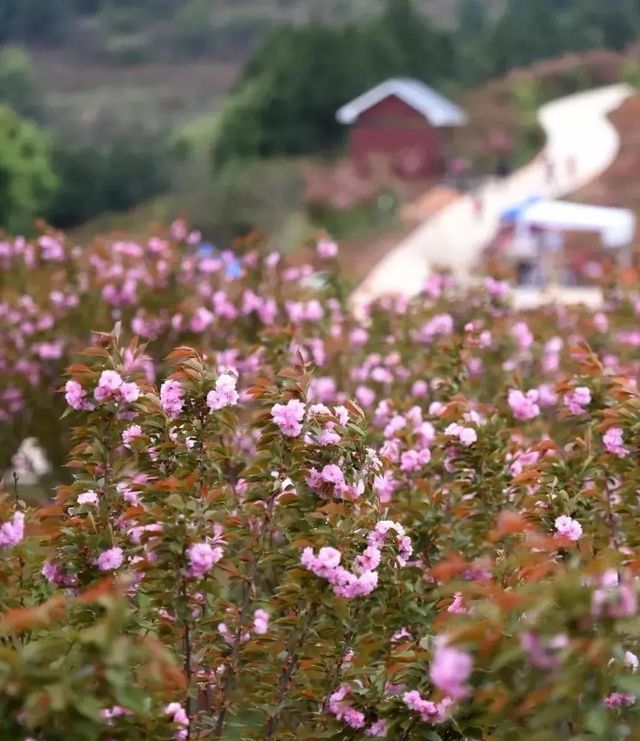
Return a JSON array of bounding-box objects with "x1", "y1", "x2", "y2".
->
[{"x1": 501, "y1": 198, "x2": 636, "y2": 248}]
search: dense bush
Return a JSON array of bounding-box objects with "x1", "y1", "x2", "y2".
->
[
  {"x1": 4, "y1": 225, "x2": 640, "y2": 738},
  {"x1": 0, "y1": 105, "x2": 58, "y2": 233},
  {"x1": 47, "y1": 128, "x2": 171, "y2": 229}
]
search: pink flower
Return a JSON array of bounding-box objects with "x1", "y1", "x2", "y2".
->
[
  {"x1": 342, "y1": 707, "x2": 366, "y2": 728},
  {"x1": 122, "y1": 424, "x2": 143, "y2": 448},
  {"x1": 373, "y1": 471, "x2": 398, "y2": 504},
  {"x1": 321, "y1": 464, "x2": 345, "y2": 487},
  {"x1": 317, "y1": 239, "x2": 338, "y2": 258},
  {"x1": 564, "y1": 386, "x2": 591, "y2": 415},
  {"x1": 271, "y1": 399, "x2": 305, "y2": 437},
  {"x1": 253, "y1": 609, "x2": 269, "y2": 635},
  {"x1": 0, "y1": 511, "x2": 24, "y2": 548},
  {"x1": 94, "y1": 370, "x2": 123, "y2": 402},
  {"x1": 430, "y1": 638, "x2": 473, "y2": 700},
  {"x1": 592, "y1": 579, "x2": 637, "y2": 618},
  {"x1": 160, "y1": 379, "x2": 184, "y2": 418},
  {"x1": 328, "y1": 684, "x2": 365, "y2": 728},
  {"x1": 603, "y1": 427, "x2": 629, "y2": 458},
  {"x1": 365, "y1": 719, "x2": 388, "y2": 737},
  {"x1": 206, "y1": 373, "x2": 239, "y2": 411},
  {"x1": 447, "y1": 592, "x2": 468, "y2": 615},
  {"x1": 520, "y1": 632, "x2": 567, "y2": 670},
  {"x1": 77, "y1": 490, "x2": 98, "y2": 506},
  {"x1": 626, "y1": 651, "x2": 639, "y2": 671},
  {"x1": 445, "y1": 423, "x2": 477, "y2": 446},
  {"x1": 512, "y1": 321, "x2": 533, "y2": 349},
  {"x1": 402, "y1": 690, "x2": 450, "y2": 723},
  {"x1": 65, "y1": 379, "x2": 86, "y2": 410},
  {"x1": 96, "y1": 546, "x2": 124, "y2": 571},
  {"x1": 484, "y1": 277, "x2": 509, "y2": 299},
  {"x1": 554, "y1": 515, "x2": 582, "y2": 542},
  {"x1": 101, "y1": 705, "x2": 132, "y2": 723},
  {"x1": 508, "y1": 389, "x2": 540, "y2": 421},
  {"x1": 604, "y1": 692, "x2": 635, "y2": 709},
  {"x1": 165, "y1": 702, "x2": 189, "y2": 739},
  {"x1": 120, "y1": 381, "x2": 141, "y2": 403},
  {"x1": 187, "y1": 542, "x2": 223, "y2": 578},
  {"x1": 354, "y1": 546, "x2": 382, "y2": 574}
]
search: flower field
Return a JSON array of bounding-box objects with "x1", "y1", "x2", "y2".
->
[{"x1": 3, "y1": 224, "x2": 640, "y2": 740}]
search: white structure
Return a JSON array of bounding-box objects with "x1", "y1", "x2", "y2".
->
[
  {"x1": 336, "y1": 78, "x2": 468, "y2": 127},
  {"x1": 502, "y1": 198, "x2": 636, "y2": 249}
]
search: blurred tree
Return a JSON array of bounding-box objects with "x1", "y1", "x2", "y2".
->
[
  {"x1": 574, "y1": 0, "x2": 640, "y2": 50},
  {"x1": 0, "y1": 0, "x2": 72, "y2": 43},
  {"x1": 456, "y1": 0, "x2": 487, "y2": 38},
  {"x1": 375, "y1": 0, "x2": 453, "y2": 82},
  {"x1": 47, "y1": 127, "x2": 170, "y2": 228},
  {"x1": 0, "y1": 46, "x2": 42, "y2": 121},
  {"x1": 215, "y1": 0, "x2": 458, "y2": 166},
  {"x1": 0, "y1": 105, "x2": 58, "y2": 233}
]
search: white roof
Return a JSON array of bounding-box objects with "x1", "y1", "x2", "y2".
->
[
  {"x1": 336, "y1": 78, "x2": 468, "y2": 127},
  {"x1": 508, "y1": 199, "x2": 636, "y2": 248}
]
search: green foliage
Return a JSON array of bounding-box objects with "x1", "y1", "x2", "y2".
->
[
  {"x1": 0, "y1": 105, "x2": 58, "y2": 233},
  {"x1": 0, "y1": 46, "x2": 42, "y2": 121},
  {"x1": 214, "y1": 4, "x2": 454, "y2": 166},
  {"x1": 622, "y1": 58, "x2": 640, "y2": 89},
  {"x1": 47, "y1": 127, "x2": 170, "y2": 228}
]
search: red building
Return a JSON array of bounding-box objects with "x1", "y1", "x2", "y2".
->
[{"x1": 336, "y1": 78, "x2": 467, "y2": 180}]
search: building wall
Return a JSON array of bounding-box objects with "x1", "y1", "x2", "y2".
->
[{"x1": 348, "y1": 95, "x2": 444, "y2": 179}]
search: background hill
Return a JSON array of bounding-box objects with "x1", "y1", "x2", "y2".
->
[{"x1": 1, "y1": 0, "x2": 640, "y2": 238}]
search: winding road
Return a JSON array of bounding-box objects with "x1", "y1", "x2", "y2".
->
[{"x1": 353, "y1": 84, "x2": 633, "y2": 307}]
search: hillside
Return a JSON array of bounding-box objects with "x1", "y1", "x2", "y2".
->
[{"x1": 23, "y1": 1, "x2": 503, "y2": 132}]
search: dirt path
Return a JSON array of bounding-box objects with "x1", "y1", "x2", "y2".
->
[{"x1": 352, "y1": 84, "x2": 633, "y2": 307}]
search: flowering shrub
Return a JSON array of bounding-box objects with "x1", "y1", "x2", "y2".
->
[{"x1": 4, "y1": 226, "x2": 640, "y2": 738}]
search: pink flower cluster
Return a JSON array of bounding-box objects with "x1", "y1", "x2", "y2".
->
[
  {"x1": 0, "y1": 510, "x2": 24, "y2": 548},
  {"x1": 101, "y1": 705, "x2": 133, "y2": 723},
  {"x1": 328, "y1": 684, "x2": 389, "y2": 735},
  {"x1": 186, "y1": 542, "x2": 224, "y2": 578},
  {"x1": 77, "y1": 489, "x2": 98, "y2": 507},
  {"x1": 554, "y1": 515, "x2": 582, "y2": 542},
  {"x1": 271, "y1": 398, "x2": 306, "y2": 437},
  {"x1": 301, "y1": 521, "x2": 412, "y2": 599},
  {"x1": 327, "y1": 684, "x2": 365, "y2": 729},
  {"x1": 447, "y1": 592, "x2": 467, "y2": 615},
  {"x1": 65, "y1": 379, "x2": 88, "y2": 410},
  {"x1": 94, "y1": 370, "x2": 140, "y2": 404},
  {"x1": 604, "y1": 692, "x2": 635, "y2": 709},
  {"x1": 508, "y1": 389, "x2": 540, "y2": 421},
  {"x1": 306, "y1": 463, "x2": 364, "y2": 500},
  {"x1": 160, "y1": 379, "x2": 184, "y2": 418},
  {"x1": 564, "y1": 386, "x2": 591, "y2": 415},
  {"x1": 402, "y1": 690, "x2": 452, "y2": 723},
  {"x1": 520, "y1": 632, "x2": 568, "y2": 670},
  {"x1": 206, "y1": 372, "x2": 239, "y2": 411},
  {"x1": 122, "y1": 424, "x2": 143, "y2": 448},
  {"x1": 96, "y1": 546, "x2": 125, "y2": 571},
  {"x1": 603, "y1": 427, "x2": 629, "y2": 458},
  {"x1": 253, "y1": 609, "x2": 269, "y2": 635},
  {"x1": 306, "y1": 402, "x2": 349, "y2": 446},
  {"x1": 317, "y1": 239, "x2": 339, "y2": 258},
  {"x1": 429, "y1": 637, "x2": 473, "y2": 700},
  {"x1": 164, "y1": 702, "x2": 189, "y2": 740},
  {"x1": 301, "y1": 546, "x2": 378, "y2": 599},
  {"x1": 592, "y1": 571, "x2": 637, "y2": 618},
  {"x1": 444, "y1": 423, "x2": 477, "y2": 447}
]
